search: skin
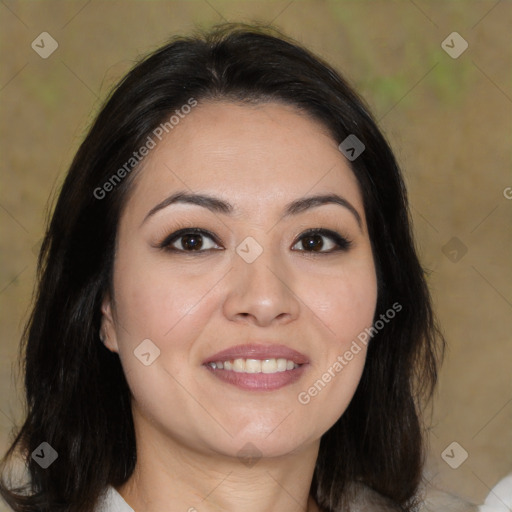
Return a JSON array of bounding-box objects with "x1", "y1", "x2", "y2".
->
[{"x1": 101, "y1": 101, "x2": 378, "y2": 512}]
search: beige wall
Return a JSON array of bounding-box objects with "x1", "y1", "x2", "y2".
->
[{"x1": 1, "y1": 1, "x2": 510, "y2": 509}]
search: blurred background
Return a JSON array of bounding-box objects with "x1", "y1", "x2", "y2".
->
[{"x1": 1, "y1": 0, "x2": 510, "y2": 509}]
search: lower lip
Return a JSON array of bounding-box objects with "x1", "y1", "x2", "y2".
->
[{"x1": 203, "y1": 364, "x2": 308, "y2": 391}]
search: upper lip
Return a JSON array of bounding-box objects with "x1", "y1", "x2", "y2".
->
[{"x1": 203, "y1": 343, "x2": 309, "y2": 365}]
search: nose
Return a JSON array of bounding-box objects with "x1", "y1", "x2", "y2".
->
[{"x1": 222, "y1": 248, "x2": 301, "y2": 327}]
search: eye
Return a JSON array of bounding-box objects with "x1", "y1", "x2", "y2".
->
[
  {"x1": 159, "y1": 228, "x2": 223, "y2": 253},
  {"x1": 291, "y1": 228, "x2": 352, "y2": 253},
  {"x1": 157, "y1": 227, "x2": 351, "y2": 254}
]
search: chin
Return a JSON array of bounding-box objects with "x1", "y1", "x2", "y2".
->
[{"x1": 227, "y1": 427, "x2": 315, "y2": 458}]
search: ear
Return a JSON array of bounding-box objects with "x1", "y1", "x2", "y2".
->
[{"x1": 100, "y1": 292, "x2": 120, "y2": 353}]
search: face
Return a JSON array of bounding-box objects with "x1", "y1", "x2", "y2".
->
[{"x1": 101, "y1": 101, "x2": 378, "y2": 459}]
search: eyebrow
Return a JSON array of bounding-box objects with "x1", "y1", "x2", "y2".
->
[{"x1": 142, "y1": 191, "x2": 363, "y2": 229}]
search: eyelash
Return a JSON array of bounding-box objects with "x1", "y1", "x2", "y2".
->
[{"x1": 157, "y1": 227, "x2": 352, "y2": 255}]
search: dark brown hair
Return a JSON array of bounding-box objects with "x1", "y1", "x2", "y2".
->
[{"x1": 0, "y1": 22, "x2": 445, "y2": 512}]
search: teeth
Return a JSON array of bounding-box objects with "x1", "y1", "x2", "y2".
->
[
  {"x1": 245, "y1": 359, "x2": 261, "y2": 373},
  {"x1": 277, "y1": 358, "x2": 287, "y2": 371},
  {"x1": 262, "y1": 359, "x2": 277, "y2": 373},
  {"x1": 207, "y1": 358, "x2": 300, "y2": 373},
  {"x1": 233, "y1": 359, "x2": 245, "y2": 372}
]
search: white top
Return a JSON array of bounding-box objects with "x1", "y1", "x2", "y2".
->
[
  {"x1": 94, "y1": 474, "x2": 512, "y2": 512},
  {"x1": 478, "y1": 474, "x2": 512, "y2": 512},
  {"x1": 95, "y1": 486, "x2": 134, "y2": 512}
]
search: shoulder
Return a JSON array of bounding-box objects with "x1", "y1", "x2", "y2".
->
[
  {"x1": 343, "y1": 481, "x2": 408, "y2": 511},
  {"x1": 415, "y1": 487, "x2": 480, "y2": 512},
  {"x1": 95, "y1": 486, "x2": 134, "y2": 512},
  {"x1": 343, "y1": 481, "x2": 479, "y2": 512}
]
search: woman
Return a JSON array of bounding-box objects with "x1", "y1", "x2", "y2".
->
[{"x1": 0, "y1": 22, "x2": 473, "y2": 512}]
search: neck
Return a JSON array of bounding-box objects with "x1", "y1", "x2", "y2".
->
[{"x1": 117, "y1": 414, "x2": 321, "y2": 512}]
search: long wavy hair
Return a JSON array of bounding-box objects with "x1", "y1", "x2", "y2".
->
[{"x1": 0, "y1": 23, "x2": 445, "y2": 512}]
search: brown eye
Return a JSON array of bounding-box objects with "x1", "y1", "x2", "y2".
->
[
  {"x1": 160, "y1": 228, "x2": 222, "y2": 253},
  {"x1": 179, "y1": 233, "x2": 204, "y2": 251},
  {"x1": 292, "y1": 229, "x2": 352, "y2": 253},
  {"x1": 300, "y1": 234, "x2": 326, "y2": 252}
]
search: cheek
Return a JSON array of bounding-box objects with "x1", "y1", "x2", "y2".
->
[
  {"x1": 110, "y1": 256, "x2": 223, "y2": 421},
  {"x1": 112, "y1": 251, "x2": 221, "y2": 350},
  {"x1": 300, "y1": 260, "x2": 378, "y2": 348},
  {"x1": 292, "y1": 257, "x2": 377, "y2": 425}
]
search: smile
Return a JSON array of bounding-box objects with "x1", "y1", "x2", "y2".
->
[
  {"x1": 207, "y1": 358, "x2": 301, "y2": 373},
  {"x1": 202, "y1": 343, "x2": 309, "y2": 390}
]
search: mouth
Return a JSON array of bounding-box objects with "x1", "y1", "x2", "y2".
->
[{"x1": 202, "y1": 343, "x2": 309, "y2": 391}]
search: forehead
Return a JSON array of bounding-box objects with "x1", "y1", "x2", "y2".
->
[{"x1": 123, "y1": 101, "x2": 364, "y2": 222}]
